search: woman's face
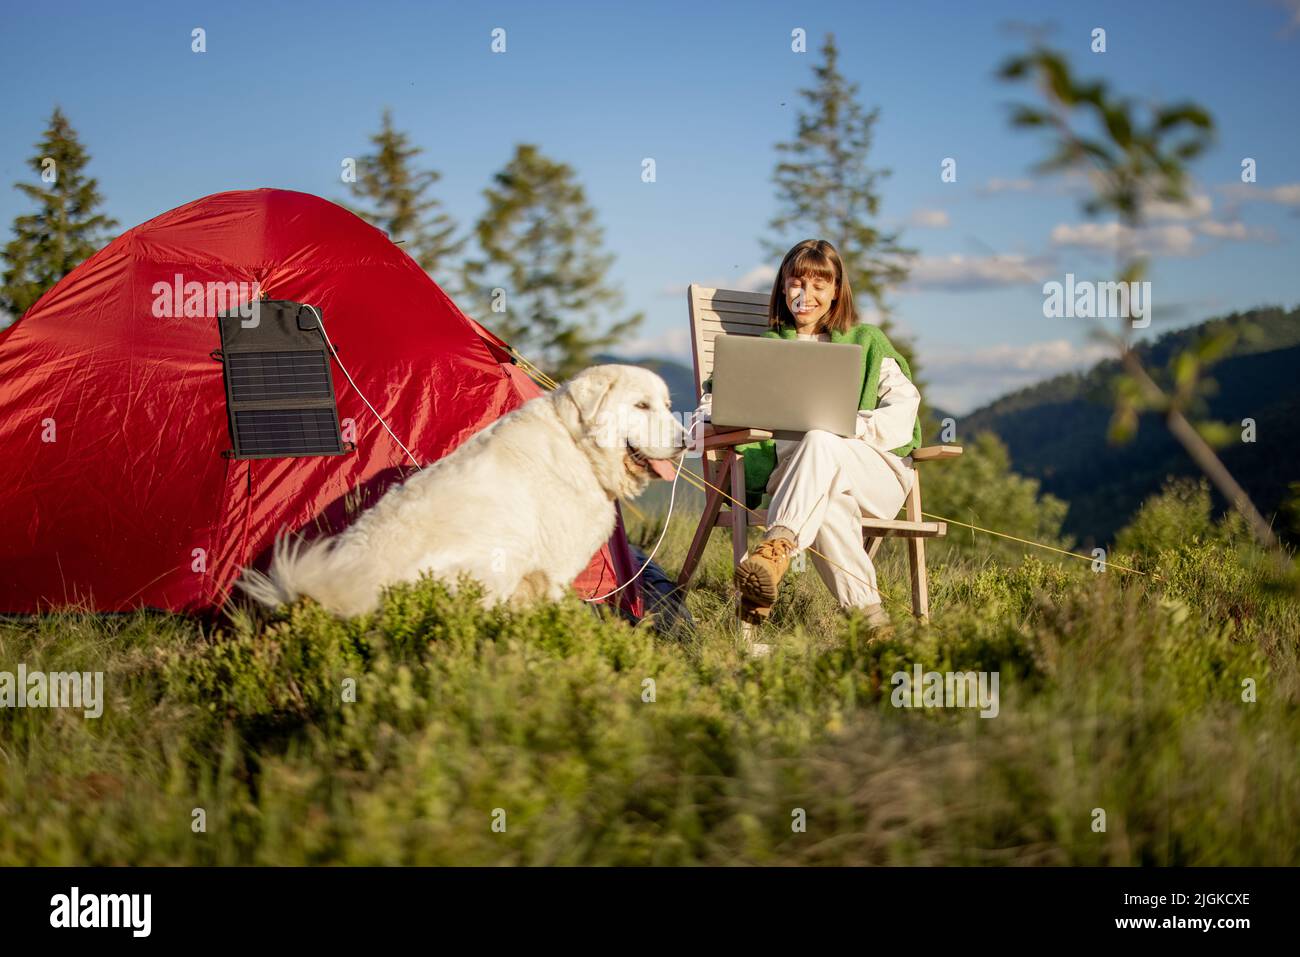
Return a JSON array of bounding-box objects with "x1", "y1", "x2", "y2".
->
[{"x1": 784, "y1": 272, "x2": 836, "y2": 328}]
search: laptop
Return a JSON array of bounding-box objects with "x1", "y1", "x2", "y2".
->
[{"x1": 709, "y1": 335, "x2": 861, "y2": 441}]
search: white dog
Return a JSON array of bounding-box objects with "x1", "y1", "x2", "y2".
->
[{"x1": 239, "y1": 364, "x2": 687, "y2": 617}]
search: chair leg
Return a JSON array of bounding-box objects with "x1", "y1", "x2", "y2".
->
[
  {"x1": 865, "y1": 536, "x2": 883, "y2": 562},
  {"x1": 726, "y1": 450, "x2": 756, "y2": 623},
  {"x1": 677, "y1": 452, "x2": 731, "y2": 588},
  {"x1": 904, "y1": 469, "x2": 929, "y2": 622},
  {"x1": 729, "y1": 449, "x2": 749, "y2": 570}
]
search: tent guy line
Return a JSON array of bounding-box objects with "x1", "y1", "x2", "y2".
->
[{"x1": 306, "y1": 303, "x2": 423, "y2": 472}]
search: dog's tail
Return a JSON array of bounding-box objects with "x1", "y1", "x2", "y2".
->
[{"x1": 237, "y1": 533, "x2": 337, "y2": 611}]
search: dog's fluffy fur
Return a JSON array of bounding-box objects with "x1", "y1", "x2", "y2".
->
[{"x1": 238, "y1": 364, "x2": 685, "y2": 617}]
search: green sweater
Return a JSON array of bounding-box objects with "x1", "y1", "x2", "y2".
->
[{"x1": 702, "y1": 321, "x2": 922, "y2": 509}]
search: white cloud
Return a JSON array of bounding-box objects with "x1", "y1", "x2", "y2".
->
[
  {"x1": 975, "y1": 171, "x2": 1100, "y2": 197},
  {"x1": 1050, "y1": 215, "x2": 1273, "y2": 257},
  {"x1": 927, "y1": 338, "x2": 1112, "y2": 374},
  {"x1": 605, "y1": 325, "x2": 693, "y2": 362},
  {"x1": 1049, "y1": 221, "x2": 1200, "y2": 257},
  {"x1": 1219, "y1": 182, "x2": 1300, "y2": 207},
  {"x1": 660, "y1": 263, "x2": 775, "y2": 299},
  {"x1": 1146, "y1": 192, "x2": 1213, "y2": 221},
  {"x1": 908, "y1": 208, "x2": 950, "y2": 228},
  {"x1": 734, "y1": 264, "x2": 777, "y2": 291},
  {"x1": 1195, "y1": 220, "x2": 1246, "y2": 240},
  {"x1": 1195, "y1": 220, "x2": 1274, "y2": 241},
  {"x1": 924, "y1": 338, "x2": 1113, "y2": 412},
  {"x1": 977, "y1": 178, "x2": 1035, "y2": 195},
  {"x1": 904, "y1": 253, "x2": 1055, "y2": 291}
]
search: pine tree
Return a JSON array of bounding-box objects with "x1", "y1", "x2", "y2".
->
[
  {"x1": 462, "y1": 144, "x2": 642, "y2": 380},
  {"x1": 767, "y1": 35, "x2": 916, "y2": 368},
  {"x1": 1, "y1": 107, "x2": 117, "y2": 321},
  {"x1": 345, "y1": 109, "x2": 463, "y2": 281}
]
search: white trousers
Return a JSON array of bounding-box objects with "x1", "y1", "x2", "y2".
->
[{"x1": 763, "y1": 429, "x2": 914, "y2": 610}]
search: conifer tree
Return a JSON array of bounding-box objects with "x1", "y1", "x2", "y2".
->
[
  {"x1": 1, "y1": 107, "x2": 117, "y2": 321},
  {"x1": 463, "y1": 144, "x2": 642, "y2": 379},
  {"x1": 346, "y1": 109, "x2": 463, "y2": 280},
  {"x1": 768, "y1": 34, "x2": 916, "y2": 369}
]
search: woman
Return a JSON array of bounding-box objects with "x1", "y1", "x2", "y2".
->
[{"x1": 699, "y1": 239, "x2": 921, "y2": 631}]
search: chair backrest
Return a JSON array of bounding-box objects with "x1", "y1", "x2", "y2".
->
[{"x1": 686, "y1": 284, "x2": 772, "y2": 398}]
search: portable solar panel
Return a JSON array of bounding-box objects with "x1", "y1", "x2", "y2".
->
[{"x1": 217, "y1": 300, "x2": 347, "y2": 459}]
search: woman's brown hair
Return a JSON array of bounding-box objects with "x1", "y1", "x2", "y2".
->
[{"x1": 768, "y1": 239, "x2": 858, "y2": 334}]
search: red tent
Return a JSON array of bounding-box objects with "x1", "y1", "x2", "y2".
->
[{"x1": 0, "y1": 188, "x2": 644, "y2": 618}]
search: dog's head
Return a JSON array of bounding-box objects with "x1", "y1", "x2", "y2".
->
[{"x1": 555, "y1": 364, "x2": 688, "y2": 500}]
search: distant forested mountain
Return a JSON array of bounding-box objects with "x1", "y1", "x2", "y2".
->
[{"x1": 959, "y1": 306, "x2": 1300, "y2": 546}]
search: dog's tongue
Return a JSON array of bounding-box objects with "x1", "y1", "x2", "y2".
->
[{"x1": 648, "y1": 457, "x2": 679, "y2": 481}]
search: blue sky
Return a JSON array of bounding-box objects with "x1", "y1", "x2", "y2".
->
[{"x1": 2, "y1": 0, "x2": 1297, "y2": 411}]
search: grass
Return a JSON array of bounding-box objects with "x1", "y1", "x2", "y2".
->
[{"x1": 1, "y1": 504, "x2": 1297, "y2": 865}]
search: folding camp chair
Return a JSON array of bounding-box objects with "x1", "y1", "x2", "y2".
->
[{"x1": 675, "y1": 284, "x2": 962, "y2": 622}]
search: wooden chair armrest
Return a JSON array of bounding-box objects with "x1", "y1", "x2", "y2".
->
[
  {"x1": 701, "y1": 425, "x2": 774, "y2": 449},
  {"x1": 910, "y1": 445, "x2": 963, "y2": 462}
]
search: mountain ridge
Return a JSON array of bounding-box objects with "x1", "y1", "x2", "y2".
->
[{"x1": 958, "y1": 305, "x2": 1300, "y2": 544}]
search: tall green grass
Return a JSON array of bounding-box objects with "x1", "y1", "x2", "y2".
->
[{"x1": 1, "y1": 490, "x2": 1296, "y2": 864}]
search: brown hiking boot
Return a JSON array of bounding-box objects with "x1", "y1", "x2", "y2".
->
[
  {"x1": 860, "y1": 602, "x2": 895, "y2": 640},
  {"x1": 739, "y1": 597, "x2": 774, "y2": 626},
  {"x1": 735, "y1": 536, "x2": 798, "y2": 608}
]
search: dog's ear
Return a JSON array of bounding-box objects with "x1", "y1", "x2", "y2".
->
[{"x1": 562, "y1": 367, "x2": 618, "y2": 431}]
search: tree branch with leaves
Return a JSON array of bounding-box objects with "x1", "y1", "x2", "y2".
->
[{"x1": 999, "y1": 46, "x2": 1282, "y2": 555}]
